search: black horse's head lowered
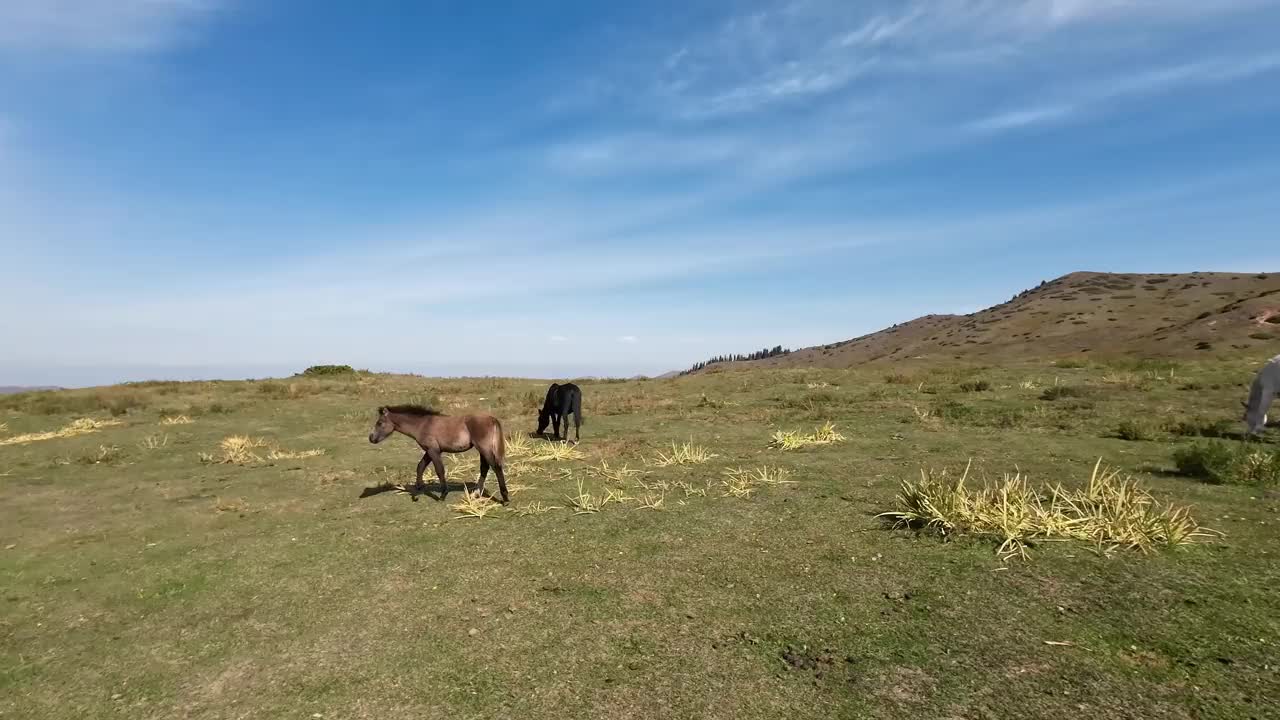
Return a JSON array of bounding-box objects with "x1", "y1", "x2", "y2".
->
[{"x1": 534, "y1": 382, "x2": 583, "y2": 442}]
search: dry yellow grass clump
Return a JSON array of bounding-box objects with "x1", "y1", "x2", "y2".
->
[
  {"x1": 201, "y1": 435, "x2": 325, "y2": 464},
  {"x1": 769, "y1": 422, "x2": 845, "y2": 450},
  {"x1": 719, "y1": 465, "x2": 793, "y2": 499},
  {"x1": 159, "y1": 415, "x2": 193, "y2": 426},
  {"x1": 878, "y1": 459, "x2": 1217, "y2": 560},
  {"x1": 139, "y1": 434, "x2": 169, "y2": 451},
  {"x1": 507, "y1": 433, "x2": 586, "y2": 463},
  {"x1": 513, "y1": 501, "x2": 561, "y2": 516},
  {"x1": 527, "y1": 443, "x2": 586, "y2": 463},
  {"x1": 649, "y1": 441, "x2": 718, "y2": 467},
  {"x1": 267, "y1": 448, "x2": 327, "y2": 460},
  {"x1": 0, "y1": 418, "x2": 122, "y2": 446},
  {"x1": 590, "y1": 459, "x2": 646, "y2": 483},
  {"x1": 565, "y1": 478, "x2": 603, "y2": 514},
  {"x1": 206, "y1": 435, "x2": 270, "y2": 464},
  {"x1": 449, "y1": 491, "x2": 500, "y2": 519},
  {"x1": 635, "y1": 491, "x2": 665, "y2": 510}
]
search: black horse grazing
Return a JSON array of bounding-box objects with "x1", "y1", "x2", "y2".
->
[{"x1": 536, "y1": 382, "x2": 583, "y2": 442}]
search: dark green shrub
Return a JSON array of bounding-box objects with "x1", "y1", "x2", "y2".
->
[
  {"x1": 1173, "y1": 442, "x2": 1280, "y2": 486},
  {"x1": 1115, "y1": 420, "x2": 1154, "y2": 441},
  {"x1": 1041, "y1": 385, "x2": 1086, "y2": 401},
  {"x1": 932, "y1": 399, "x2": 974, "y2": 421},
  {"x1": 1164, "y1": 417, "x2": 1233, "y2": 438},
  {"x1": 958, "y1": 380, "x2": 991, "y2": 393},
  {"x1": 301, "y1": 364, "x2": 355, "y2": 377}
]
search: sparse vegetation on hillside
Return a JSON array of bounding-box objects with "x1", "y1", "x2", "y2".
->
[
  {"x1": 720, "y1": 271, "x2": 1280, "y2": 369},
  {"x1": 682, "y1": 345, "x2": 791, "y2": 374}
]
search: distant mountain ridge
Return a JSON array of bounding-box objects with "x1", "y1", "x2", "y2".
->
[
  {"x1": 697, "y1": 271, "x2": 1280, "y2": 370},
  {"x1": 0, "y1": 386, "x2": 62, "y2": 395}
]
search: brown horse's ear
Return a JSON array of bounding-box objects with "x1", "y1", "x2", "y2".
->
[{"x1": 378, "y1": 406, "x2": 388, "y2": 416}]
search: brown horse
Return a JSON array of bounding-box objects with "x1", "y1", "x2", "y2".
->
[{"x1": 368, "y1": 405, "x2": 508, "y2": 503}]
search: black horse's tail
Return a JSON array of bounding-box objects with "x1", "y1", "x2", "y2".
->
[{"x1": 572, "y1": 387, "x2": 584, "y2": 427}]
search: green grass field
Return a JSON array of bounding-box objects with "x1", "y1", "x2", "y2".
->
[{"x1": 2, "y1": 361, "x2": 1278, "y2": 719}]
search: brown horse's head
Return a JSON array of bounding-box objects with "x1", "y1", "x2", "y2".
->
[
  {"x1": 535, "y1": 408, "x2": 550, "y2": 436},
  {"x1": 369, "y1": 407, "x2": 395, "y2": 444}
]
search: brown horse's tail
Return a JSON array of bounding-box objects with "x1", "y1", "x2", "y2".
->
[{"x1": 493, "y1": 418, "x2": 506, "y2": 466}]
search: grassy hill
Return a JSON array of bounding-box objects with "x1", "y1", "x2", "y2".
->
[
  {"x1": 1, "y1": 361, "x2": 1278, "y2": 718},
  {"x1": 729, "y1": 271, "x2": 1280, "y2": 370}
]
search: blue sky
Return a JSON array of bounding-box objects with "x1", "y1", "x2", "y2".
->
[{"x1": 2, "y1": 0, "x2": 1279, "y2": 386}]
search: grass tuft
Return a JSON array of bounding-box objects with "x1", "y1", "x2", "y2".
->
[
  {"x1": 635, "y1": 491, "x2": 666, "y2": 510},
  {"x1": 0, "y1": 418, "x2": 122, "y2": 446},
  {"x1": 159, "y1": 414, "x2": 193, "y2": 426},
  {"x1": 602, "y1": 486, "x2": 636, "y2": 506},
  {"x1": 1041, "y1": 385, "x2": 1086, "y2": 401},
  {"x1": 267, "y1": 448, "x2": 327, "y2": 460},
  {"x1": 216, "y1": 435, "x2": 270, "y2": 465},
  {"x1": 650, "y1": 441, "x2": 719, "y2": 466},
  {"x1": 878, "y1": 459, "x2": 1215, "y2": 559},
  {"x1": 720, "y1": 465, "x2": 792, "y2": 498},
  {"x1": 521, "y1": 440, "x2": 586, "y2": 463},
  {"x1": 513, "y1": 501, "x2": 562, "y2": 516},
  {"x1": 769, "y1": 422, "x2": 845, "y2": 450},
  {"x1": 139, "y1": 434, "x2": 169, "y2": 451},
  {"x1": 79, "y1": 444, "x2": 125, "y2": 465},
  {"x1": 565, "y1": 477, "x2": 602, "y2": 514},
  {"x1": 449, "y1": 491, "x2": 500, "y2": 519},
  {"x1": 590, "y1": 459, "x2": 646, "y2": 484}
]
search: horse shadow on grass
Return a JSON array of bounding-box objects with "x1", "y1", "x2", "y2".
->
[{"x1": 358, "y1": 481, "x2": 496, "y2": 503}]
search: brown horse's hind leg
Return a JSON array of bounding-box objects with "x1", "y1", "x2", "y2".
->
[
  {"x1": 428, "y1": 449, "x2": 447, "y2": 501},
  {"x1": 477, "y1": 456, "x2": 490, "y2": 498},
  {"x1": 494, "y1": 463, "x2": 509, "y2": 504}
]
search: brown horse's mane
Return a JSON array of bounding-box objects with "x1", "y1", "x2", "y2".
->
[{"x1": 381, "y1": 404, "x2": 443, "y2": 416}]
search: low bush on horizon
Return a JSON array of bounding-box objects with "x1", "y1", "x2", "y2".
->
[{"x1": 300, "y1": 364, "x2": 356, "y2": 377}]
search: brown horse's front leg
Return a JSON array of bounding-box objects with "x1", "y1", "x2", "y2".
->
[
  {"x1": 428, "y1": 449, "x2": 447, "y2": 501},
  {"x1": 415, "y1": 453, "x2": 430, "y2": 492}
]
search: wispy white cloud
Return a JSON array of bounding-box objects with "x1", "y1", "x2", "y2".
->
[
  {"x1": 0, "y1": 0, "x2": 222, "y2": 53},
  {"x1": 9, "y1": 166, "x2": 1268, "y2": 370},
  {"x1": 611, "y1": 0, "x2": 1280, "y2": 120},
  {"x1": 969, "y1": 105, "x2": 1073, "y2": 132},
  {"x1": 971, "y1": 53, "x2": 1280, "y2": 131},
  {"x1": 549, "y1": 335, "x2": 568, "y2": 343},
  {"x1": 547, "y1": 0, "x2": 1279, "y2": 184}
]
